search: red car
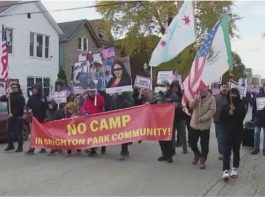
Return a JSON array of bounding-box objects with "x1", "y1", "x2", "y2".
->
[{"x1": 0, "y1": 101, "x2": 31, "y2": 141}]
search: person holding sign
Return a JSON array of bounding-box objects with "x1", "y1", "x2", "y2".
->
[
  {"x1": 106, "y1": 61, "x2": 131, "y2": 88},
  {"x1": 220, "y1": 88, "x2": 247, "y2": 180},
  {"x1": 251, "y1": 83, "x2": 265, "y2": 155}
]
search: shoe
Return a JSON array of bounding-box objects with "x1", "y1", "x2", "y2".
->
[
  {"x1": 39, "y1": 149, "x2": 46, "y2": 154},
  {"x1": 199, "y1": 158, "x2": 206, "y2": 169},
  {"x1": 48, "y1": 151, "x2": 55, "y2": 156},
  {"x1": 4, "y1": 146, "x2": 15, "y2": 151},
  {"x1": 101, "y1": 147, "x2": 106, "y2": 154},
  {"x1": 230, "y1": 168, "x2": 238, "y2": 178},
  {"x1": 251, "y1": 149, "x2": 259, "y2": 155},
  {"x1": 15, "y1": 148, "x2": 23, "y2": 152},
  {"x1": 222, "y1": 170, "x2": 230, "y2": 180},
  {"x1": 192, "y1": 153, "x2": 200, "y2": 165},
  {"x1": 88, "y1": 150, "x2": 97, "y2": 157},
  {"x1": 119, "y1": 152, "x2": 129, "y2": 160},
  {"x1": 158, "y1": 156, "x2": 166, "y2": 161},
  {"x1": 25, "y1": 150, "x2": 34, "y2": 155},
  {"x1": 183, "y1": 148, "x2": 188, "y2": 154},
  {"x1": 263, "y1": 150, "x2": 265, "y2": 156},
  {"x1": 167, "y1": 157, "x2": 173, "y2": 163},
  {"x1": 218, "y1": 155, "x2": 223, "y2": 160}
]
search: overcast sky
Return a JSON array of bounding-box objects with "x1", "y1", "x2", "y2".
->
[{"x1": 41, "y1": 0, "x2": 265, "y2": 78}]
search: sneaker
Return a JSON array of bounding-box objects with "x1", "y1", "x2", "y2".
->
[
  {"x1": 192, "y1": 153, "x2": 200, "y2": 165},
  {"x1": 230, "y1": 168, "x2": 238, "y2": 178},
  {"x1": 251, "y1": 149, "x2": 259, "y2": 155},
  {"x1": 199, "y1": 158, "x2": 206, "y2": 169},
  {"x1": 4, "y1": 146, "x2": 15, "y2": 151},
  {"x1": 222, "y1": 170, "x2": 230, "y2": 180},
  {"x1": 39, "y1": 149, "x2": 46, "y2": 154},
  {"x1": 15, "y1": 148, "x2": 23, "y2": 152},
  {"x1": 158, "y1": 156, "x2": 166, "y2": 161},
  {"x1": 218, "y1": 155, "x2": 223, "y2": 160}
]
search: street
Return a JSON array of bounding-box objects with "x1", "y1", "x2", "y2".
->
[{"x1": 0, "y1": 108, "x2": 264, "y2": 196}]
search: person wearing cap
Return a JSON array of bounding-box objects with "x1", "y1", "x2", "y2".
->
[
  {"x1": 251, "y1": 83, "x2": 265, "y2": 155},
  {"x1": 189, "y1": 87, "x2": 216, "y2": 169},
  {"x1": 25, "y1": 84, "x2": 47, "y2": 155},
  {"x1": 0, "y1": 83, "x2": 25, "y2": 152}
]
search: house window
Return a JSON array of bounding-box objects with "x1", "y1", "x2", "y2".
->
[
  {"x1": 6, "y1": 28, "x2": 13, "y2": 54},
  {"x1": 30, "y1": 32, "x2": 50, "y2": 58},
  {"x1": 78, "y1": 37, "x2": 88, "y2": 50},
  {"x1": 78, "y1": 37, "x2": 82, "y2": 50},
  {"x1": 27, "y1": 77, "x2": 50, "y2": 97},
  {"x1": 30, "y1": 33, "x2": 34, "y2": 56}
]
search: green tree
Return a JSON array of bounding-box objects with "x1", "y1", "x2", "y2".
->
[
  {"x1": 222, "y1": 52, "x2": 245, "y2": 83},
  {"x1": 57, "y1": 67, "x2": 68, "y2": 85}
]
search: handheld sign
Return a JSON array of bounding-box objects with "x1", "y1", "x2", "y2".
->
[
  {"x1": 157, "y1": 71, "x2": 173, "y2": 85},
  {"x1": 236, "y1": 86, "x2": 247, "y2": 98},
  {"x1": 51, "y1": 91, "x2": 67, "y2": 104},
  {"x1": 256, "y1": 97, "x2": 265, "y2": 111},
  {"x1": 134, "y1": 75, "x2": 152, "y2": 90}
]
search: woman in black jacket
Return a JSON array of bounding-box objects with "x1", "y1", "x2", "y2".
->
[{"x1": 220, "y1": 88, "x2": 247, "y2": 180}]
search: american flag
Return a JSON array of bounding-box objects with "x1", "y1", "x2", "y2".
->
[
  {"x1": 182, "y1": 22, "x2": 220, "y2": 115},
  {"x1": 101, "y1": 47, "x2": 115, "y2": 59},
  {"x1": 1, "y1": 25, "x2": 9, "y2": 94}
]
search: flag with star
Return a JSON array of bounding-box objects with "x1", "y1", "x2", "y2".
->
[
  {"x1": 149, "y1": 1, "x2": 195, "y2": 67},
  {"x1": 182, "y1": 14, "x2": 232, "y2": 115}
]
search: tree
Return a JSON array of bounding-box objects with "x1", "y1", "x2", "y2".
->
[
  {"x1": 222, "y1": 52, "x2": 245, "y2": 83},
  {"x1": 57, "y1": 67, "x2": 68, "y2": 85}
]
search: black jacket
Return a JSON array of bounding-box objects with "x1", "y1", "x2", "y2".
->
[
  {"x1": 27, "y1": 94, "x2": 47, "y2": 122},
  {"x1": 252, "y1": 91, "x2": 265, "y2": 127},
  {"x1": 108, "y1": 92, "x2": 134, "y2": 110},
  {"x1": 0, "y1": 92, "x2": 25, "y2": 117},
  {"x1": 46, "y1": 109, "x2": 64, "y2": 122},
  {"x1": 220, "y1": 101, "x2": 247, "y2": 138}
]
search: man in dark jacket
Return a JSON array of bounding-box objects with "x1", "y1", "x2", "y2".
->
[
  {"x1": 0, "y1": 83, "x2": 25, "y2": 152},
  {"x1": 25, "y1": 85, "x2": 47, "y2": 155},
  {"x1": 251, "y1": 83, "x2": 265, "y2": 155}
]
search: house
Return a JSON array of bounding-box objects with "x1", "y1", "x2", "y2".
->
[
  {"x1": 0, "y1": 1, "x2": 63, "y2": 97},
  {"x1": 58, "y1": 19, "x2": 103, "y2": 83}
]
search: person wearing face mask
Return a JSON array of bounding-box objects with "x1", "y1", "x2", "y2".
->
[
  {"x1": 213, "y1": 83, "x2": 229, "y2": 160},
  {"x1": 189, "y1": 87, "x2": 216, "y2": 169},
  {"x1": 251, "y1": 83, "x2": 265, "y2": 155},
  {"x1": 220, "y1": 88, "x2": 247, "y2": 180}
]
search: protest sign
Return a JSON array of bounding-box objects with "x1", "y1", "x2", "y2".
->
[
  {"x1": 31, "y1": 103, "x2": 175, "y2": 149},
  {"x1": 237, "y1": 86, "x2": 247, "y2": 98},
  {"x1": 134, "y1": 75, "x2": 152, "y2": 90},
  {"x1": 51, "y1": 91, "x2": 67, "y2": 104},
  {"x1": 157, "y1": 71, "x2": 173, "y2": 85},
  {"x1": 256, "y1": 97, "x2": 265, "y2": 111}
]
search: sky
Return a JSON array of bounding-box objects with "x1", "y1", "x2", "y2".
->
[{"x1": 41, "y1": 0, "x2": 265, "y2": 78}]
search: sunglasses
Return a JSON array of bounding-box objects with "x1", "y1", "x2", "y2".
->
[{"x1": 113, "y1": 68, "x2": 122, "y2": 71}]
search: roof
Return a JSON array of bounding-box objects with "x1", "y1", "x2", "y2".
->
[
  {"x1": 0, "y1": 1, "x2": 63, "y2": 35},
  {"x1": 0, "y1": 1, "x2": 18, "y2": 14},
  {"x1": 58, "y1": 19, "x2": 102, "y2": 47}
]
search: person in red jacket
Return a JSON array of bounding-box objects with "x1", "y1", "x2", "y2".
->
[{"x1": 81, "y1": 90, "x2": 105, "y2": 156}]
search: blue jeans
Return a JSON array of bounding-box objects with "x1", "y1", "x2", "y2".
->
[
  {"x1": 254, "y1": 126, "x2": 265, "y2": 151},
  {"x1": 214, "y1": 122, "x2": 224, "y2": 155}
]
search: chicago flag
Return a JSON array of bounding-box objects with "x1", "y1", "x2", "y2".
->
[{"x1": 149, "y1": 1, "x2": 195, "y2": 67}]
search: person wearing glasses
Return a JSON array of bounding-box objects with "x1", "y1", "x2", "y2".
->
[
  {"x1": 106, "y1": 61, "x2": 131, "y2": 88},
  {"x1": 0, "y1": 83, "x2": 25, "y2": 152}
]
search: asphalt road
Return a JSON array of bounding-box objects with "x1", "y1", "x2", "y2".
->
[{"x1": 0, "y1": 107, "x2": 264, "y2": 196}]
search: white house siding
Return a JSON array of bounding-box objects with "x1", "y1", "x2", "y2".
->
[{"x1": 0, "y1": 2, "x2": 59, "y2": 98}]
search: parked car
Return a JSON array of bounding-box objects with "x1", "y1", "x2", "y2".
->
[{"x1": 0, "y1": 101, "x2": 31, "y2": 141}]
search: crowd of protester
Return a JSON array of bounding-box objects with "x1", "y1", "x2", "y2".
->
[{"x1": 2, "y1": 77, "x2": 265, "y2": 180}]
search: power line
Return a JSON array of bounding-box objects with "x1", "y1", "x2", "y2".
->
[{"x1": 0, "y1": 1, "x2": 135, "y2": 18}]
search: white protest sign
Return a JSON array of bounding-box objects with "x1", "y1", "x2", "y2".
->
[
  {"x1": 134, "y1": 75, "x2": 152, "y2": 90},
  {"x1": 51, "y1": 91, "x2": 67, "y2": 104},
  {"x1": 154, "y1": 86, "x2": 167, "y2": 93},
  {"x1": 157, "y1": 71, "x2": 173, "y2": 85},
  {"x1": 256, "y1": 97, "x2": 265, "y2": 111},
  {"x1": 237, "y1": 86, "x2": 247, "y2": 98}
]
